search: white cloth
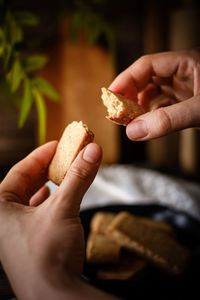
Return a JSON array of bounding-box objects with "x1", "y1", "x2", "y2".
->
[{"x1": 47, "y1": 164, "x2": 200, "y2": 221}]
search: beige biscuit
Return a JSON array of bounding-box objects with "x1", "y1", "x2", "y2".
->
[
  {"x1": 90, "y1": 212, "x2": 116, "y2": 234},
  {"x1": 133, "y1": 215, "x2": 176, "y2": 237},
  {"x1": 86, "y1": 233, "x2": 121, "y2": 265},
  {"x1": 97, "y1": 250, "x2": 147, "y2": 280},
  {"x1": 106, "y1": 212, "x2": 191, "y2": 275},
  {"x1": 91, "y1": 211, "x2": 175, "y2": 236},
  {"x1": 48, "y1": 121, "x2": 94, "y2": 185},
  {"x1": 101, "y1": 87, "x2": 145, "y2": 126}
]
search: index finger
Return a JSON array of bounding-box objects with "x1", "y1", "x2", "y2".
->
[
  {"x1": 109, "y1": 51, "x2": 182, "y2": 99},
  {"x1": 0, "y1": 141, "x2": 58, "y2": 205}
]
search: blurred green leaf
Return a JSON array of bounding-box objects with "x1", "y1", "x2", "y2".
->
[
  {"x1": 87, "y1": 17, "x2": 101, "y2": 45},
  {"x1": 33, "y1": 88, "x2": 46, "y2": 145},
  {"x1": 103, "y1": 25, "x2": 116, "y2": 64},
  {"x1": 32, "y1": 77, "x2": 60, "y2": 101},
  {"x1": 70, "y1": 12, "x2": 83, "y2": 41},
  {"x1": 13, "y1": 11, "x2": 39, "y2": 27},
  {"x1": 0, "y1": 28, "x2": 5, "y2": 56},
  {"x1": 18, "y1": 78, "x2": 33, "y2": 128},
  {"x1": 6, "y1": 58, "x2": 24, "y2": 92},
  {"x1": 70, "y1": 7, "x2": 116, "y2": 59},
  {"x1": 4, "y1": 44, "x2": 15, "y2": 71},
  {"x1": 23, "y1": 54, "x2": 48, "y2": 72},
  {"x1": 0, "y1": 77, "x2": 21, "y2": 107},
  {"x1": 5, "y1": 11, "x2": 23, "y2": 46}
]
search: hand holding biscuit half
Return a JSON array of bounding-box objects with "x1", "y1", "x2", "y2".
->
[{"x1": 0, "y1": 129, "x2": 121, "y2": 300}]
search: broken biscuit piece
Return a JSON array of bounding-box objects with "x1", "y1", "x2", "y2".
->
[
  {"x1": 101, "y1": 87, "x2": 145, "y2": 126},
  {"x1": 106, "y1": 212, "x2": 191, "y2": 276},
  {"x1": 48, "y1": 121, "x2": 94, "y2": 185}
]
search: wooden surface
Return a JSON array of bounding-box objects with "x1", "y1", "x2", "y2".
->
[{"x1": 40, "y1": 26, "x2": 119, "y2": 164}]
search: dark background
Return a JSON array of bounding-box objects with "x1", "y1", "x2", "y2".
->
[{"x1": 1, "y1": 0, "x2": 200, "y2": 180}]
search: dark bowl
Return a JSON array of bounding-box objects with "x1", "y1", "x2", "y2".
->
[{"x1": 80, "y1": 203, "x2": 200, "y2": 300}]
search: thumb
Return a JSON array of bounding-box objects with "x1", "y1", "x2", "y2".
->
[
  {"x1": 126, "y1": 94, "x2": 200, "y2": 141},
  {"x1": 49, "y1": 143, "x2": 102, "y2": 218}
]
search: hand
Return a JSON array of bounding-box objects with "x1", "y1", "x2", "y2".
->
[
  {"x1": 109, "y1": 50, "x2": 200, "y2": 140},
  {"x1": 0, "y1": 141, "x2": 119, "y2": 300}
]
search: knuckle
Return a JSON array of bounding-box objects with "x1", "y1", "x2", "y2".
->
[
  {"x1": 11, "y1": 164, "x2": 32, "y2": 186},
  {"x1": 154, "y1": 108, "x2": 172, "y2": 134},
  {"x1": 0, "y1": 191, "x2": 19, "y2": 202},
  {"x1": 138, "y1": 54, "x2": 150, "y2": 65},
  {"x1": 69, "y1": 165, "x2": 91, "y2": 182}
]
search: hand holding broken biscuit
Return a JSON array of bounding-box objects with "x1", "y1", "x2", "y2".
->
[
  {"x1": 108, "y1": 50, "x2": 200, "y2": 141},
  {"x1": 0, "y1": 134, "x2": 123, "y2": 300}
]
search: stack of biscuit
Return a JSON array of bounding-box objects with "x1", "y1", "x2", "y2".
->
[{"x1": 86, "y1": 211, "x2": 191, "y2": 280}]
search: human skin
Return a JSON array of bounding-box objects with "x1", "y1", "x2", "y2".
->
[
  {"x1": 109, "y1": 50, "x2": 200, "y2": 141},
  {"x1": 0, "y1": 142, "x2": 119, "y2": 300}
]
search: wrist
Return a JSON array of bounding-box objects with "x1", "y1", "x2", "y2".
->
[{"x1": 27, "y1": 271, "x2": 79, "y2": 300}]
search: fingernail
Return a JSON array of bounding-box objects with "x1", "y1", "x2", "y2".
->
[
  {"x1": 127, "y1": 120, "x2": 148, "y2": 140},
  {"x1": 83, "y1": 143, "x2": 102, "y2": 163}
]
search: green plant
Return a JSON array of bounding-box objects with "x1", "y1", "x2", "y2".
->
[
  {"x1": 68, "y1": 0, "x2": 116, "y2": 62},
  {"x1": 0, "y1": 0, "x2": 60, "y2": 144},
  {"x1": 0, "y1": 0, "x2": 116, "y2": 145}
]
